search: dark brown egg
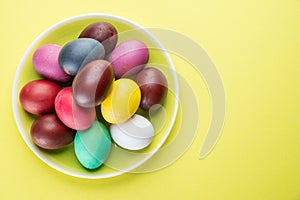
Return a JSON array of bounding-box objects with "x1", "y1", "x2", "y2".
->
[
  {"x1": 19, "y1": 79, "x2": 62, "y2": 115},
  {"x1": 134, "y1": 67, "x2": 168, "y2": 111},
  {"x1": 79, "y1": 22, "x2": 118, "y2": 54},
  {"x1": 30, "y1": 114, "x2": 76, "y2": 150},
  {"x1": 72, "y1": 60, "x2": 114, "y2": 108}
]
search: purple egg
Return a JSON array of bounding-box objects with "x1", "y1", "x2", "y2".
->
[
  {"x1": 32, "y1": 44, "x2": 71, "y2": 82},
  {"x1": 109, "y1": 40, "x2": 149, "y2": 78}
]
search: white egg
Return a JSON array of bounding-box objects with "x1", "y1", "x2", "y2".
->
[{"x1": 110, "y1": 114, "x2": 154, "y2": 150}]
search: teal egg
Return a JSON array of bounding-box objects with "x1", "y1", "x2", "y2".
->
[{"x1": 74, "y1": 121, "x2": 111, "y2": 169}]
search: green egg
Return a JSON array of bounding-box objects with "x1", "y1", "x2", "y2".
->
[{"x1": 74, "y1": 121, "x2": 111, "y2": 170}]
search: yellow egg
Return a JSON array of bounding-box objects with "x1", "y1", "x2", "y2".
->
[{"x1": 101, "y1": 78, "x2": 141, "y2": 124}]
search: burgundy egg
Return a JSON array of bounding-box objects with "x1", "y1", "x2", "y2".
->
[
  {"x1": 135, "y1": 67, "x2": 168, "y2": 111},
  {"x1": 19, "y1": 79, "x2": 62, "y2": 115},
  {"x1": 30, "y1": 114, "x2": 76, "y2": 150},
  {"x1": 55, "y1": 87, "x2": 96, "y2": 130},
  {"x1": 72, "y1": 60, "x2": 114, "y2": 108},
  {"x1": 79, "y1": 22, "x2": 118, "y2": 54}
]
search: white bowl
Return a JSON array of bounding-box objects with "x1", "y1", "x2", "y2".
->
[{"x1": 12, "y1": 13, "x2": 179, "y2": 179}]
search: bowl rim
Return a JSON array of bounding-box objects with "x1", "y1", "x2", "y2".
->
[{"x1": 12, "y1": 13, "x2": 179, "y2": 179}]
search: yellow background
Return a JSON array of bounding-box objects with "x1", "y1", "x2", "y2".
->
[{"x1": 1, "y1": 0, "x2": 300, "y2": 199}]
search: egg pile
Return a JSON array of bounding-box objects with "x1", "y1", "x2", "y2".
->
[{"x1": 19, "y1": 22, "x2": 168, "y2": 170}]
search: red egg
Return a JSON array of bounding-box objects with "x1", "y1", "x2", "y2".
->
[
  {"x1": 30, "y1": 114, "x2": 76, "y2": 150},
  {"x1": 55, "y1": 87, "x2": 96, "y2": 130},
  {"x1": 19, "y1": 79, "x2": 62, "y2": 115}
]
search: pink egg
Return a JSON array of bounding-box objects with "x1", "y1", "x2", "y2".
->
[
  {"x1": 55, "y1": 88, "x2": 96, "y2": 130},
  {"x1": 109, "y1": 40, "x2": 149, "y2": 78},
  {"x1": 33, "y1": 44, "x2": 71, "y2": 82}
]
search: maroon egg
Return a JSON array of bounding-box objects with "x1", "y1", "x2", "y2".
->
[
  {"x1": 135, "y1": 67, "x2": 168, "y2": 111},
  {"x1": 79, "y1": 22, "x2": 118, "y2": 54},
  {"x1": 72, "y1": 60, "x2": 114, "y2": 108},
  {"x1": 30, "y1": 114, "x2": 76, "y2": 150},
  {"x1": 55, "y1": 87, "x2": 96, "y2": 130},
  {"x1": 19, "y1": 79, "x2": 62, "y2": 115}
]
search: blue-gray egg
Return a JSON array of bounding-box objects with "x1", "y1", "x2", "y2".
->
[
  {"x1": 59, "y1": 38, "x2": 105, "y2": 76},
  {"x1": 74, "y1": 121, "x2": 111, "y2": 169}
]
